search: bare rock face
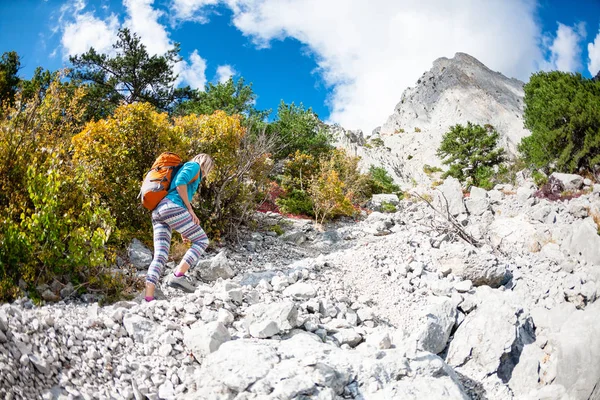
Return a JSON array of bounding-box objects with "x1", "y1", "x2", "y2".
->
[{"x1": 333, "y1": 52, "x2": 530, "y2": 188}]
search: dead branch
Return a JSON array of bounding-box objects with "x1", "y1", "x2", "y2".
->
[{"x1": 410, "y1": 190, "x2": 480, "y2": 247}]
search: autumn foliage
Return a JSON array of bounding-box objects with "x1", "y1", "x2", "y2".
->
[{"x1": 0, "y1": 74, "x2": 118, "y2": 302}]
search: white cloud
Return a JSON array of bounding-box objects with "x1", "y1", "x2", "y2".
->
[
  {"x1": 179, "y1": 50, "x2": 208, "y2": 89},
  {"x1": 179, "y1": 0, "x2": 543, "y2": 132},
  {"x1": 172, "y1": 0, "x2": 220, "y2": 22},
  {"x1": 123, "y1": 0, "x2": 172, "y2": 55},
  {"x1": 122, "y1": 0, "x2": 207, "y2": 88},
  {"x1": 57, "y1": 0, "x2": 207, "y2": 89},
  {"x1": 61, "y1": 12, "x2": 120, "y2": 58},
  {"x1": 588, "y1": 28, "x2": 600, "y2": 76},
  {"x1": 541, "y1": 22, "x2": 587, "y2": 73},
  {"x1": 215, "y1": 64, "x2": 236, "y2": 83}
]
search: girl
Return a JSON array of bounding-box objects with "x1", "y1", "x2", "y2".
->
[{"x1": 144, "y1": 153, "x2": 214, "y2": 302}]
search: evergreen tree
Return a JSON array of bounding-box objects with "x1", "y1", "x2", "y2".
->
[
  {"x1": 519, "y1": 71, "x2": 600, "y2": 172},
  {"x1": 70, "y1": 28, "x2": 191, "y2": 119},
  {"x1": 269, "y1": 101, "x2": 332, "y2": 160},
  {"x1": 176, "y1": 77, "x2": 266, "y2": 118},
  {"x1": 0, "y1": 51, "x2": 21, "y2": 106},
  {"x1": 437, "y1": 122, "x2": 505, "y2": 189}
]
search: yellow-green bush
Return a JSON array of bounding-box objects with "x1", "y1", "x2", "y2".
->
[
  {"x1": 310, "y1": 165, "x2": 355, "y2": 224},
  {"x1": 0, "y1": 75, "x2": 119, "y2": 302},
  {"x1": 0, "y1": 73, "x2": 87, "y2": 210},
  {"x1": 276, "y1": 151, "x2": 319, "y2": 216},
  {"x1": 276, "y1": 149, "x2": 370, "y2": 221},
  {"x1": 72, "y1": 102, "x2": 183, "y2": 236},
  {"x1": 325, "y1": 149, "x2": 371, "y2": 205}
]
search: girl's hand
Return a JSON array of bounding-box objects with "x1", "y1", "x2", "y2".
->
[{"x1": 190, "y1": 211, "x2": 200, "y2": 226}]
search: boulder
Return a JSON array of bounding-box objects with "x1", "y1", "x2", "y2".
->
[
  {"x1": 415, "y1": 300, "x2": 457, "y2": 354},
  {"x1": 123, "y1": 314, "x2": 157, "y2": 343},
  {"x1": 464, "y1": 197, "x2": 489, "y2": 216},
  {"x1": 516, "y1": 186, "x2": 535, "y2": 203},
  {"x1": 184, "y1": 321, "x2": 231, "y2": 358},
  {"x1": 282, "y1": 231, "x2": 307, "y2": 245},
  {"x1": 469, "y1": 186, "x2": 487, "y2": 199},
  {"x1": 372, "y1": 354, "x2": 469, "y2": 400},
  {"x1": 197, "y1": 251, "x2": 235, "y2": 282},
  {"x1": 561, "y1": 218, "x2": 600, "y2": 265},
  {"x1": 332, "y1": 328, "x2": 363, "y2": 347},
  {"x1": 59, "y1": 283, "x2": 75, "y2": 299},
  {"x1": 544, "y1": 302, "x2": 600, "y2": 400},
  {"x1": 446, "y1": 288, "x2": 535, "y2": 381},
  {"x1": 434, "y1": 177, "x2": 466, "y2": 216},
  {"x1": 436, "y1": 243, "x2": 507, "y2": 288},
  {"x1": 454, "y1": 280, "x2": 473, "y2": 293},
  {"x1": 488, "y1": 215, "x2": 551, "y2": 254},
  {"x1": 200, "y1": 340, "x2": 280, "y2": 392},
  {"x1": 282, "y1": 282, "x2": 317, "y2": 300},
  {"x1": 487, "y1": 189, "x2": 504, "y2": 204},
  {"x1": 239, "y1": 270, "x2": 278, "y2": 287},
  {"x1": 550, "y1": 172, "x2": 584, "y2": 191},
  {"x1": 41, "y1": 289, "x2": 60, "y2": 303},
  {"x1": 508, "y1": 342, "x2": 546, "y2": 396},
  {"x1": 365, "y1": 330, "x2": 393, "y2": 350},
  {"x1": 319, "y1": 230, "x2": 342, "y2": 245},
  {"x1": 244, "y1": 301, "x2": 298, "y2": 338},
  {"x1": 128, "y1": 239, "x2": 153, "y2": 270}
]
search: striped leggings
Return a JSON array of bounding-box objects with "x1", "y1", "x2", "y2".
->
[{"x1": 146, "y1": 199, "x2": 209, "y2": 285}]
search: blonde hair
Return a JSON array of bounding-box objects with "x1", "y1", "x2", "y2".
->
[{"x1": 191, "y1": 153, "x2": 214, "y2": 176}]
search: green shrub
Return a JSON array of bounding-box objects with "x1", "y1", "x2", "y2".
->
[
  {"x1": 380, "y1": 201, "x2": 397, "y2": 213},
  {"x1": 276, "y1": 189, "x2": 314, "y2": 216},
  {"x1": 268, "y1": 101, "x2": 332, "y2": 160},
  {"x1": 493, "y1": 158, "x2": 528, "y2": 186},
  {"x1": 73, "y1": 106, "x2": 274, "y2": 241},
  {"x1": 423, "y1": 164, "x2": 443, "y2": 175},
  {"x1": 269, "y1": 224, "x2": 284, "y2": 236},
  {"x1": 0, "y1": 155, "x2": 118, "y2": 302},
  {"x1": 437, "y1": 122, "x2": 505, "y2": 188},
  {"x1": 370, "y1": 138, "x2": 385, "y2": 147},
  {"x1": 473, "y1": 166, "x2": 495, "y2": 190},
  {"x1": 326, "y1": 149, "x2": 372, "y2": 204},
  {"x1": 368, "y1": 166, "x2": 401, "y2": 194},
  {"x1": 395, "y1": 128, "x2": 405, "y2": 134},
  {"x1": 415, "y1": 127, "x2": 421, "y2": 133},
  {"x1": 532, "y1": 170, "x2": 548, "y2": 187},
  {"x1": 174, "y1": 111, "x2": 274, "y2": 240}
]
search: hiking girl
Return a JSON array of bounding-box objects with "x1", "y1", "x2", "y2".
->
[{"x1": 144, "y1": 153, "x2": 214, "y2": 302}]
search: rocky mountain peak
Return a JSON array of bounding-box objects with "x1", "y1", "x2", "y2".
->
[{"x1": 334, "y1": 52, "x2": 531, "y2": 188}]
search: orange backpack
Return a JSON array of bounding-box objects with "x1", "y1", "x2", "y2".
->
[{"x1": 139, "y1": 152, "x2": 199, "y2": 211}]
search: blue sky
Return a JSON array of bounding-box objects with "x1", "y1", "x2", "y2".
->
[{"x1": 1, "y1": 0, "x2": 600, "y2": 132}]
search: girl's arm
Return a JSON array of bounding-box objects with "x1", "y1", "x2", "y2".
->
[{"x1": 176, "y1": 185, "x2": 200, "y2": 225}]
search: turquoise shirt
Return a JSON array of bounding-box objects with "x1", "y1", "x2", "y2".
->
[{"x1": 165, "y1": 161, "x2": 202, "y2": 208}]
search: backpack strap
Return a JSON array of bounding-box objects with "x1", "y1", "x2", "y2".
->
[{"x1": 190, "y1": 170, "x2": 202, "y2": 184}]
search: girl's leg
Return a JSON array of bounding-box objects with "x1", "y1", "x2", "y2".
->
[
  {"x1": 145, "y1": 216, "x2": 173, "y2": 298},
  {"x1": 161, "y1": 206, "x2": 209, "y2": 275},
  {"x1": 175, "y1": 223, "x2": 209, "y2": 275}
]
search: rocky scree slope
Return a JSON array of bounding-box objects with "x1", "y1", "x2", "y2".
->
[
  {"x1": 1, "y1": 175, "x2": 600, "y2": 400},
  {"x1": 333, "y1": 52, "x2": 530, "y2": 188}
]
